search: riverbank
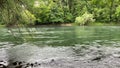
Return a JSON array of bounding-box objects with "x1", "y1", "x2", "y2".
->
[
  {"x1": 32, "y1": 22, "x2": 120, "y2": 27},
  {"x1": 1, "y1": 22, "x2": 120, "y2": 28}
]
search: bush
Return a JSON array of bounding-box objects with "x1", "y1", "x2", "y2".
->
[
  {"x1": 75, "y1": 12, "x2": 95, "y2": 25},
  {"x1": 64, "y1": 12, "x2": 73, "y2": 23}
]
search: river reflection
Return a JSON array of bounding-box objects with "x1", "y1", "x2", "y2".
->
[{"x1": 0, "y1": 26, "x2": 119, "y2": 46}]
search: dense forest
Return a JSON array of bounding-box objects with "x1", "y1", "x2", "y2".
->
[{"x1": 0, "y1": 0, "x2": 120, "y2": 26}]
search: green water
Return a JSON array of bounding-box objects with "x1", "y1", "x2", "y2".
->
[{"x1": 0, "y1": 26, "x2": 120, "y2": 46}]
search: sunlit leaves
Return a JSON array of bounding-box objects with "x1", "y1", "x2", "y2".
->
[{"x1": 75, "y1": 12, "x2": 95, "y2": 25}]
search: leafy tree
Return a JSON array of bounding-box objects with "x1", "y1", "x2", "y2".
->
[{"x1": 1, "y1": 0, "x2": 120, "y2": 26}]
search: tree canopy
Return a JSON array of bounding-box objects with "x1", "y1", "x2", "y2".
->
[{"x1": 0, "y1": 0, "x2": 120, "y2": 26}]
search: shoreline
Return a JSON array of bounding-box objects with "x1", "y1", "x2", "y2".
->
[{"x1": 1, "y1": 22, "x2": 120, "y2": 28}]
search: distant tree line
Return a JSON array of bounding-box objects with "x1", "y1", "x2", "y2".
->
[{"x1": 0, "y1": 0, "x2": 120, "y2": 26}]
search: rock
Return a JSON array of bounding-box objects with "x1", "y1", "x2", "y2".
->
[
  {"x1": 30, "y1": 63, "x2": 34, "y2": 67},
  {"x1": 91, "y1": 56, "x2": 101, "y2": 61},
  {"x1": 0, "y1": 60, "x2": 52, "y2": 68},
  {"x1": 12, "y1": 61, "x2": 18, "y2": 65},
  {"x1": 0, "y1": 64, "x2": 7, "y2": 68},
  {"x1": 0, "y1": 61, "x2": 8, "y2": 68},
  {"x1": 15, "y1": 65, "x2": 22, "y2": 68},
  {"x1": 91, "y1": 55, "x2": 105, "y2": 61},
  {"x1": 51, "y1": 59, "x2": 55, "y2": 62},
  {"x1": 113, "y1": 54, "x2": 120, "y2": 58}
]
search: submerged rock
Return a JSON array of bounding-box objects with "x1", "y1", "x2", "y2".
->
[{"x1": 91, "y1": 55, "x2": 105, "y2": 61}]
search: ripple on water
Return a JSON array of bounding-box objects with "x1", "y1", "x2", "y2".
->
[
  {"x1": 7, "y1": 43, "x2": 73, "y2": 62},
  {"x1": 1, "y1": 42, "x2": 120, "y2": 68}
]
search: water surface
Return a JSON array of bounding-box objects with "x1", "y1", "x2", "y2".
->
[
  {"x1": 0, "y1": 26, "x2": 120, "y2": 68},
  {"x1": 1, "y1": 26, "x2": 120, "y2": 46}
]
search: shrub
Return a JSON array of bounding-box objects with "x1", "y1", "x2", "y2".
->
[
  {"x1": 64, "y1": 12, "x2": 73, "y2": 23},
  {"x1": 75, "y1": 12, "x2": 95, "y2": 25}
]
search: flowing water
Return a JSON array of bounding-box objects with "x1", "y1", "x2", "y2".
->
[{"x1": 0, "y1": 26, "x2": 120, "y2": 68}]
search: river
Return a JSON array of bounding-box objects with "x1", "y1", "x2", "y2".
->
[{"x1": 0, "y1": 26, "x2": 120, "y2": 68}]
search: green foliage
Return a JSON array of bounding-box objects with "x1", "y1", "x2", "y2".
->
[
  {"x1": 49, "y1": 3, "x2": 64, "y2": 23},
  {"x1": 64, "y1": 12, "x2": 73, "y2": 23},
  {"x1": 75, "y1": 12, "x2": 95, "y2": 25},
  {"x1": 20, "y1": 10, "x2": 36, "y2": 25},
  {"x1": 1, "y1": 0, "x2": 120, "y2": 26},
  {"x1": 115, "y1": 5, "x2": 120, "y2": 19},
  {"x1": 34, "y1": 2, "x2": 50, "y2": 23},
  {"x1": 31, "y1": 0, "x2": 65, "y2": 24},
  {"x1": 62, "y1": 6, "x2": 74, "y2": 23},
  {"x1": 0, "y1": 0, "x2": 37, "y2": 26}
]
